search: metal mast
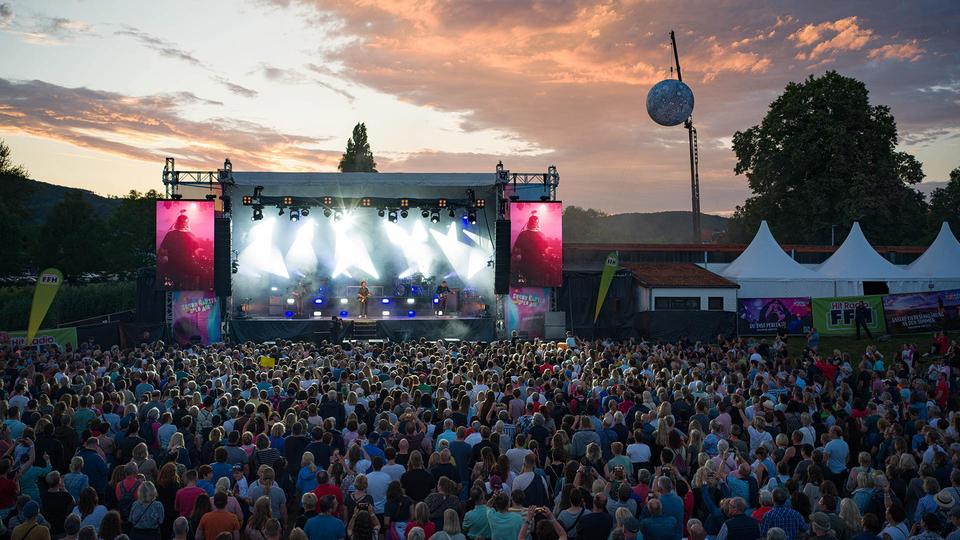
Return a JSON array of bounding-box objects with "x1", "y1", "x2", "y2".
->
[{"x1": 670, "y1": 30, "x2": 702, "y2": 243}]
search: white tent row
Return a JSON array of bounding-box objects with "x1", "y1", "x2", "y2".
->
[{"x1": 722, "y1": 221, "x2": 960, "y2": 298}]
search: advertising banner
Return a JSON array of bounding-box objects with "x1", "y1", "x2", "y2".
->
[
  {"x1": 594, "y1": 251, "x2": 619, "y2": 323},
  {"x1": 882, "y1": 289, "x2": 960, "y2": 334},
  {"x1": 171, "y1": 290, "x2": 221, "y2": 345},
  {"x1": 156, "y1": 200, "x2": 215, "y2": 290},
  {"x1": 509, "y1": 202, "x2": 562, "y2": 287},
  {"x1": 504, "y1": 287, "x2": 550, "y2": 339},
  {"x1": 27, "y1": 268, "x2": 64, "y2": 345},
  {"x1": 0, "y1": 327, "x2": 78, "y2": 350},
  {"x1": 737, "y1": 297, "x2": 813, "y2": 335},
  {"x1": 812, "y1": 295, "x2": 886, "y2": 336}
]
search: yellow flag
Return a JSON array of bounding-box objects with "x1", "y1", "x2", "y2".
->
[{"x1": 26, "y1": 268, "x2": 64, "y2": 346}]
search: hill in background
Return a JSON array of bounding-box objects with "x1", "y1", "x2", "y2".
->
[
  {"x1": 564, "y1": 209, "x2": 730, "y2": 243},
  {"x1": 23, "y1": 178, "x2": 120, "y2": 225}
]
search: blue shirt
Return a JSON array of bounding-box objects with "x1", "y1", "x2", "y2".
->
[
  {"x1": 304, "y1": 514, "x2": 346, "y2": 540},
  {"x1": 760, "y1": 505, "x2": 809, "y2": 540},
  {"x1": 211, "y1": 462, "x2": 233, "y2": 485},
  {"x1": 824, "y1": 438, "x2": 849, "y2": 473}
]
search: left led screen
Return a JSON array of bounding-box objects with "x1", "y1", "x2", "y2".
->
[{"x1": 156, "y1": 200, "x2": 215, "y2": 290}]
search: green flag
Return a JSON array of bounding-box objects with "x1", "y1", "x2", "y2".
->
[
  {"x1": 594, "y1": 251, "x2": 619, "y2": 323},
  {"x1": 26, "y1": 268, "x2": 64, "y2": 346}
]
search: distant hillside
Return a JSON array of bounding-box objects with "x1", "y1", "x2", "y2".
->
[
  {"x1": 564, "y1": 211, "x2": 730, "y2": 243},
  {"x1": 22, "y1": 178, "x2": 120, "y2": 224}
]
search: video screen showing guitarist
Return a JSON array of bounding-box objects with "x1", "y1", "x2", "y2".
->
[
  {"x1": 357, "y1": 280, "x2": 370, "y2": 318},
  {"x1": 436, "y1": 280, "x2": 451, "y2": 315},
  {"x1": 157, "y1": 211, "x2": 210, "y2": 289}
]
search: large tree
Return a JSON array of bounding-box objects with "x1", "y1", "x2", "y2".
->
[
  {"x1": 105, "y1": 189, "x2": 161, "y2": 274},
  {"x1": 0, "y1": 140, "x2": 35, "y2": 274},
  {"x1": 35, "y1": 191, "x2": 106, "y2": 279},
  {"x1": 729, "y1": 71, "x2": 926, "y2": 245},
  {"x1": 927, "y1": 166, "x2": 960, "y2": 238},
  {"x1": 337, "y1": 122, "x2": 378, "y2": 172}
]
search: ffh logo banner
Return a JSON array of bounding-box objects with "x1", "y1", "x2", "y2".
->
[{"x1": 26, "y1": 268, "x2": 64, "y2": 346}]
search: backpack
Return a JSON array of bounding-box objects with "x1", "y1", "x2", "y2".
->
[{"x1": 117, "y1": 478, "x2": 143, "y2": 520}]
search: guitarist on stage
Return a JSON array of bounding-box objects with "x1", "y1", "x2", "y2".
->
[
  {"x1": 435, "y1": 280, "x2": 451, "y2": 315},
  {"x1": 357, "y1": 280, "x2": 370, "y2": 318}
]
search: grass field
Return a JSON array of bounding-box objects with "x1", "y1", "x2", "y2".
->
[{"x1": 777, "y1": 333, "x2": 938, "y2": 367}]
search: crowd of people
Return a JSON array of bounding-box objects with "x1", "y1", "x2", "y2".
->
[{"x1": 0, "y1": 330, "x2": 958, "y2": 540}]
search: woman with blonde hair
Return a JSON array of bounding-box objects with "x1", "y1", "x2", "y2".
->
[
  {"x1": 132, "y1": 442, "x2": 158, "y2": 480},
  {"x1": 839, "y1": 497, "x2": 863, "y2": 535},
  {"x1": 296, "y1": 451, "x2": 319, "y2": 501},
  {"x1": 213, "y1": 476, "x2": 245, "y2": 523},
  {"x1": 748, "y1": 416, "x2": 773, "y2": 454},
  {"x1": 167, "y1": 431, "x2": 192, "y2": 468},
  {"x1": 129, "y1": 481, "x2": 164, "y2": 540},
  {"x1": 408, "y1": 502, "x2": 436, "y2": 538}
]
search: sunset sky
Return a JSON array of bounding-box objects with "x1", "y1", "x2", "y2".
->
[{"x1": 0, "y1": 0, "x2": 958, "y2": 214}]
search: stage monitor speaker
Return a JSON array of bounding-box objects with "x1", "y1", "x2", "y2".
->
[
  {"x1": 495, "y1": 219, "x2": 511, "y2": 294},
  {"x1": 214, "y1": 217, "x2": 232, "y2": 297}
]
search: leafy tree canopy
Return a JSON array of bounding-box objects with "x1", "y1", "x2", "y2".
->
[
  {"x1": 928, "y1": 166, "x2": 960, "y2": 239},
  {"x1": 338, "y1": 122, "x2": 378, "y2": 172}
]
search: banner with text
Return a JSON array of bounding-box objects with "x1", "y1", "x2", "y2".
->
[
  {"x1": 882, "y1": 289, "x2": 960, "y2": 334},
  {"x1": 0, "y1": 327, "x2": 78, "y2": 350},
  {"x1": 171, "y1": 290, "x2": 221, "y2": 345},
  {"x1": 504, "y1": 287, "x2": 550, "y2": 339},
  {"x1": 812, "y1": 295, "x2": 886, "y2": 336},
  {"x1": 737, "y1": 297, "x2": 813, "y2": 335}
]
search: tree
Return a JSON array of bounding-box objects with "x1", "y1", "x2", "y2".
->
[
  {"x1": 0, "y1": 140, "x2": 35, "y2": 275},
  {"x1": 928, "y1": 166, "x2": 960, "y2": 238},
  {"x1": 35, "y1": 191, "x2": 106, "y2": 279},
  {"x1": 562, "y1": 206, "x2": 608, "y2": 242},
  {"x1": 729, "y1": 71, "x2": 927, "y2": 245},
  {"x1": 105, "y1": 189, "x2": 161, "y2": 274},
  {"x1": 337, "y1": 122, "x2": 378, "y2": 172}
]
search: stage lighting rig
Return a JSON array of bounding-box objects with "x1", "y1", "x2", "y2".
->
[
  {"x1": 282, "y1": 196, "x2": 294, "y2": 206},
  {"x1": 430, "y1": 211, "x2": 440, "y2": 223},
  {"x1": 360, "y1": 198, "x2": 372, "y2": 207},
  {"x1": 242, "y1": 195, "x2": 253, "y2": 205},
  {"x1": 400, "y1": 209, "x2": 409, "y2": 219},
  {"x1": 252, "y1": 207, "x2": 264, "y2": 221},
  {"x1": 438, "y1": 198, "x2": 448, "y2": 208},
  {"x1": 289, "y1": 209, "x2": 300, "y2": 222},
  {"x1": 253, "y1": 185, "x2": 264, "y2": 203},
  {"x1": 301, "y1": 208, "x2": 310, "y2": 217},
  {"x1": 448, "y1": 208, "x2": 456, "y2": 218},
  {"x1": 467, "y1": 210, "x2": 477, "y2": 224},
  {"x1": 323, "y1": 208, "x2": 332, "y2": 218},
  {"x1": 322, "y1": 196, "x2": 333, "y2": 206},
  {"x1": 400, "y1": 198, "x2": 410, "y2": 208},
  {"x1": 333, "y1": 211, "x2": 343, "y2": 222},
  {"x1": 421, "y1": 209, "x2": 430, "y2": 218},
  {"x1": 475, "y1": 198, "x2": 485, "y2": 208},
  {"x1": 378, "y1": 209, "x2": 386, "y2": 218},
  {"x1": 278, "y1": 207, "x2": 285, "y2": 216},
  {"x1": 388, "y1": 210, "x2": 398, "y2": 223}
]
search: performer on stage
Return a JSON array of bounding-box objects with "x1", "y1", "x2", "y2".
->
[
  {"x1": 291, "y1": 279, "x2": 309, "y2": 317},
  {"x1": 436, "y1": 280, "x2": 451, "y2": 315},
  {"x1": 357, "y1": 280, "x2": 370, "y2": 318}
]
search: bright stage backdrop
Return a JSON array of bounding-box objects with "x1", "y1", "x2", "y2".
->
[
  {"x1": 156, "y1": 200, "x2": 215, "y2": 291},
  {"x1": 811, "y1": 295, "x2": 886, "y2": 336},
  {"x1": 171, "y1": 290, "x2": 221, "y2": 345},
  {"x1": 737, "y1": 297, "x2": 813, "y2": 335},
  {"x1": 504, "y1": 287, "x2": 550, "y2": 339},
  {"x1": 509, "y1": 202, "x2": 562, "y2": 287},
  {"x1": 882, "y1": 289, "x2": 960, "y2": 334}
]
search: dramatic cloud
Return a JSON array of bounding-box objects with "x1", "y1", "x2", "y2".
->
[
  {"x1": 868, "y1": 39, "x2": 924, "y2": 62},
  {"x1": 0, "y1": 78, "x2": 338, "y2": 170},
  {"x1": 0, "y1": 3, "x2": 13, "y2": 26},
  {"x1": 790, "y1": 16, "x2": 875, "y2": 60}
]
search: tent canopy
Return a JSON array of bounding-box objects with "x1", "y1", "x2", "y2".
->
[
  {"x1": 816, "y1": 222, "x2": 908, "y2": 280},
  {"x1": 909, "y1": 222, "x2": 960, "y2": 278},
  {"x1": 722, "y1": 221, "x2": 822, "y2": 280}
]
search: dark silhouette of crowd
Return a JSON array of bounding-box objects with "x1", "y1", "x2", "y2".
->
[{"x1": 0, "y1": 332, "x2": 958, "y2": 540}]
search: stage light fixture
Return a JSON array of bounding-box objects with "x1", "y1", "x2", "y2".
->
[
  {"x1": 322, "y1": 196, "x2": 333, "y2": 206},
  {"x1": 340, "y1": 298, "x2": 348, "y2": 305},
  {"x1": 360, "y1": 198, "x2": 372, "y2": 207},
  {"x1": 340, "y1": 310, "x2": 348, "y2": 317},
  {"x1": 286, "y1": 298, "x2": 295, "y2": 305},
  {"x1": 252, "y1": 207, "x2": 264, "y2": 221},
  {"x1": 406, "y1": 298, "x2": 415, "y2": 305},
  {"x1": 313, "y1": 298, "x2": 324, "y2": 305},
  {"x1": 378, "y1": 209, "x2": 385, "y2": 218},
  {"x1": 400, "y1": 209, "x2": 408, "y2": 219},
  {"x1": 282, "y1": 196, "x2": 293, "y2": 206},
  {"x1": 253, "y1": 186, "x2": 264, "y2": 199},
  {"x1": 407, "y1": 310, "x2": 416, "y2": 318},
  {"x1": 323, "y1": 208, "x2": 332, "y2": 218},
  {"x1": 476, "y1": 199, "x2": 485, "y2": 208},
  {"x1": 467, "y1": 211, "x2": 477, "y2": 224},
  {"x1": 400, "y1": 198, "x2": 410, "y2": 208},
  {"x1": 438, "y1": 310, "x2": 444, "y2": 316},
  {"x1": 284, "y1": 311, "x2": 294, "y2": 318},
  {"x1": 430, "y1": 211, "x2": 440, "y2": 223},
  {"x1": 433, "y1": 297, "x2": 440, "y2": 305},
  {"x1": 448, "y1": 209, "x2": 456, "y2": 218},
  {"x1": 301, "y1": 208, "x2": 309, "y2": 217},
  {"x1": 381, "y1": 310, "x2": 390, "y2": 317},
  {"x1": 421, "y1": 209, "x2": 430, "y2": 218},
  {"x1": 388, "y1": 211, "x2": 398, "y2": 223},
  {"x1": 381, "y1": 298, "x2": 390, "y2": 305},
  {"x1": 312, "y1": 311, "x2": 322, "y2": 317},
  {"x1": 242, "y1": 196, "x2": 253, "y2": 205},
  {"x1": 333, "y1": 211, "x2": 343, "y2": 222},
  {"x1": 438, "y1": 198, "x2": 447, "y2": 208},
  {"x1": 270, "y1": 286, "x2": 278, "y2": 292},
  {"x1": 289, "y1": 209, "x2": 300, "y2": 222},
  {"x1": 171, "y1": 194, "x2": 182, "y2": 200},
  {"x1": 278, "y1": 207, "x2": 285, "y2": 216}
]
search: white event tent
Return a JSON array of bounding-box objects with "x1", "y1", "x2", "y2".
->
[
  {"x1": 908, "y1": 222, "x2": 960, "y2": 291},
  {"x1": 815, "y1": 222, "x2": 926, "y2": 295},
  {"x1": 722, "y1": 221, "x2": 834, "y2": 298}
]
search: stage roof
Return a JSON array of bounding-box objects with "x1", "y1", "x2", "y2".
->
[{"x1": 229, "y1": 171, "x2": 496, "y2": 188}]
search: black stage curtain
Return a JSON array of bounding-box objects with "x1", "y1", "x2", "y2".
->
[
  {"x1": 377, "y1": 318, "x2": 495, "y2": 342},
  {"x1": 76, "y1": 321, "x2": 121, "y2": 348},
  {"x1": 136, "y1": 267, "x2": 165, "y2": 324},
  {"x1": 557, "y1": 269, "x2": 637, "y2": 339},
  {"x1": 635, "y1": 311, "x2": 736, "y2": 343}
]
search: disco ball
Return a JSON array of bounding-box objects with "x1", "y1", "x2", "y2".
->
[{"x1": 646, "y1": 79, "x2": 694, "y2": 126}]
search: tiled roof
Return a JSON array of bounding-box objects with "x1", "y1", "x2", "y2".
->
[{"x1": 623, "y1": 263, "x2": 739, "y2": 289}]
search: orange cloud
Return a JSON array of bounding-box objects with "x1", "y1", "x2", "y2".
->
[
  {"x1": 868, "y1": 39, "x2": 924, "y2": 62},
  {"x1": 789, "y1": 16, "x2": 874, "y2": 59}
]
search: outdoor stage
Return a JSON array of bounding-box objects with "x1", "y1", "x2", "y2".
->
[{"x1": 229, "y1": 315, "x2": 496, "y2": 343}]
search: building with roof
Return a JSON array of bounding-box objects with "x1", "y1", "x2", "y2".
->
[{"x1": 625, "y1": 263, "x2": 739, "y2": 312}]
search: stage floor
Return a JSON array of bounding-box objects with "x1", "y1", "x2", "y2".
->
[{"x1": 230, "y1": 316, "x2": 496, "y2": 342}]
